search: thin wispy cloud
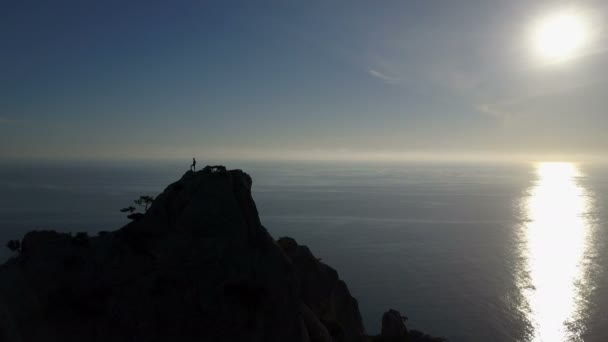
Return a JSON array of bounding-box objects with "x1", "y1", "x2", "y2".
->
[
  {"x1": 368, "y1": 69, "x2": 403, "y2": 84},
  {"x1": 476, "y1": 76, "x2": 608, "y2": 120},
  {"x1": 0, "y1": 117, "x2": 28, "y2": 125}
]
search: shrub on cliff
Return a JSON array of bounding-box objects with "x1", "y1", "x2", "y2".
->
[
  {"x1": 72, "y1": 232, "x2": 90, "y2": 246},
  {"x1": 134, "y1": 195, "x2": 155, "y2": 211},
  {"x1": 120, "y1": 195, "x2": 155, "y2": 221},
  {"x1": 6, "y1": 240, "x2": 21, "y2": 253}
]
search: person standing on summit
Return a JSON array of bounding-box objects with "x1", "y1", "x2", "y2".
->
[{"x1": 191, "y1": 158, "x2": 196, "y2": 172}]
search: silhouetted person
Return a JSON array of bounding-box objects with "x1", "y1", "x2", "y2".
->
[{"x1": 191, "y1": 158, "x2": 197, "y2": 172}]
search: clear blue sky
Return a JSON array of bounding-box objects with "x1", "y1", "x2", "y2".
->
[{"x1": 1, "y1": 0, "x2": 607, "y2": 161}]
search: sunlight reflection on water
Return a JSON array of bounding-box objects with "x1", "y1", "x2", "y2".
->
[{"x1": 518, "y1": 162, "x2": 595, "y2": 341}]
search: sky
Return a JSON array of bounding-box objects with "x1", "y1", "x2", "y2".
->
[{"x1": 1, "y1": 0, "x2": 608, "y2": 162}]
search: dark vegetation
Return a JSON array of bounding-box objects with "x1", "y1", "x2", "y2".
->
[
  {"x1": 120, "y1": 195, "x2": 155, "y2": 220},
  {"x1": 6, "y1": 240, "x2": 20, "y2": 253},
  {"x1": 72, "y1": 232, "x2": 89, "y2": 246}
]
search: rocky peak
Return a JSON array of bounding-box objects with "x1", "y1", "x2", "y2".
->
[{"x1": 0, "y1": 167, "x2": 444, "y2": 342}]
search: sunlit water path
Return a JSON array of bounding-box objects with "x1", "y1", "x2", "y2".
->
[{"x1": 517, "y1": 163, "x2": 597, "y2": 341}]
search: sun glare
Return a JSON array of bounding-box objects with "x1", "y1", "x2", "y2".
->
[
  {"x1": 531, "y1": 10, "x2": 590, "y2": 63},
  {"x1": 519, "y1": 162, "x2": 594, "y2": 341}
]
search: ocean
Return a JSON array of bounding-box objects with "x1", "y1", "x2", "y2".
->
[{"x1": 1, "y1": 160, "x2": 607, "y2": 341}]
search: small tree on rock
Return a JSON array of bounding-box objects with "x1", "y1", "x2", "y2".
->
[
  {"x1": 134, "y1": 195, "x2": 155, "y2": 211},
  {"x1": 120, "y1": 196, "x2": 154, "y2": 221},
  {"x1": 6, "y1": 240, "x2": 21, "y2": 253},
  {"x1": 120, "y1": 206, "x2": 136, "y2": 215}
]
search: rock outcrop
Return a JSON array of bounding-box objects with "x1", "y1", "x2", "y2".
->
[
  {"x1": 0, "y1": 167, "x2": 444, "y2": 342},
  {"x1": 381, "y1": 309, "x2": 408, "y2": 340},
  {"x1": 278, "y1": 237, "x2": 366, "y2": 342},
  {"x1": 371, "y1": 309, "x2": 444, "y2": 342}
]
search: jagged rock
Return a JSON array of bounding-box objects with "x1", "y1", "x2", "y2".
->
[
  {"x1": 371, "y1": 309, "x2": 447, "y2": 342},
  {"x1": 278, "y1": 237, "x2": 366, "y2": 342},
  {"x1": 300, "y1": 302, "x2": 334, "y2": 342},
  {"x1": 381, "y1": 309, "x2": 407, "y2": 340}
]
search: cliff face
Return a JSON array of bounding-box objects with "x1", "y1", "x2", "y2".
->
[
  {"x1": 0, "y1": 167, "x2": 443, "y2": 342},
  {"x1": 0, "y1": 168, "x2": 366, "y2": 342},
  {"x1": 278, "y1": 237, "x2": 366, "y2": 342}
]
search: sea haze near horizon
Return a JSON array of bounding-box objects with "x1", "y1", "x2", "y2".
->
[{"x1": 1, "y1": 160, "x2": 608, "y2": 341}]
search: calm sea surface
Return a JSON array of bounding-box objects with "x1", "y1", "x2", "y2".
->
[{"x1": 1, "y1": 160, "x2": 608, "y2": 341}]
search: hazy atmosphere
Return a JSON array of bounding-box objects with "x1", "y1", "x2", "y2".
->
[
  {"x1": 2, "y1": 0, "x2": 608, "y2": 161},
  {"x1": 3, "y1": 2, "x2": 608, "y2": 342}
]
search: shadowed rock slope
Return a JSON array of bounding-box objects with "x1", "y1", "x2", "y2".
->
[{"x1": 0, "y1": 167, "x2": 444, "y2": 342}]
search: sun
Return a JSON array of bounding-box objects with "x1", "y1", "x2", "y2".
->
[{"x1": 531, "y1": 10, "x2": 590, "y2": 63}]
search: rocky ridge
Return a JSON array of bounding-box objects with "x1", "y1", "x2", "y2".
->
[{"x1": 0, "y1": 167, "x2": 444, "y2": 342}]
